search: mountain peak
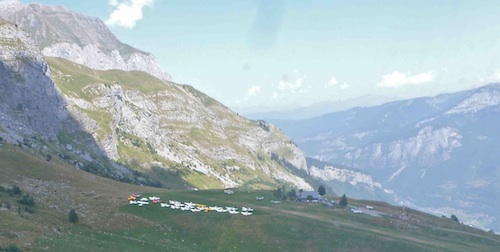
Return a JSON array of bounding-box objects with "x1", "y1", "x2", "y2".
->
[{"x1": 0, "y1": 1, "x2": 171, "y2": 82}]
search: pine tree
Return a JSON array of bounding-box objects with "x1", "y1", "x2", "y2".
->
[
  {"x1": 69, "y1": 209, "x2": 79, "y2": 223},
  {"x1": 339, "y1": 194, "x2": 348, "y2": 208},
  {"x1": 318, "y1": 185, "x2": 326, "y2": 196}
]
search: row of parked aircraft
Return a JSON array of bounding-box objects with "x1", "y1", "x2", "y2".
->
[
  {"x1": 160, "y1": 199, "x2": 254, "y2": 215},
  {"x1": 127, "y1": 195, "x2": 254, "y2": 215},
  {"x1": 128, "y1": 195, "x2": 163, "y2": 206}
]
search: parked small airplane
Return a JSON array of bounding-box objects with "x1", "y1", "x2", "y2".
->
[{"x1": 242, "y1": 207, "x2": 254, "y2": 212}]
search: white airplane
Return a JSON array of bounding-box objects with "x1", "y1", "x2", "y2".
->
[
  {"x1": 140, "y1": 198, "x2": 149, "y2": 202},
  {"x1": 149, "y1": 196, "x2": 160, "y2": 200},
  {"x1": 226, "y1": 207, "x2": 238, "y2": 212},
  {"x1": 241, "y1": 211, "x2": 253, "y2": 216},
  {"x1": 215, "y1": 207, "x2": 226, "y2": 213},
  {"x1": 256, "y1": 196, "x2": 264, "y2": 201},
  {"x1": 129, "y1": 200, "x2": 138, "y2": 205},
  {"x1": 185, "y1": 202, "x2": 196, "y2": 208},
  {"x1": 351, "y1": 208, "x2": 363, "y2": 214},
  {"x1": 160, "y1": 203, "x2": 170, "y2": 208},
  {"x1": 242, "y1": 207, "x2": 254, "y2": 212}
]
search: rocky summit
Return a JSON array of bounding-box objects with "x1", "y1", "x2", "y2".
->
[{"x1": 0, "y1": 0, "x2": 171, "y2": 82}]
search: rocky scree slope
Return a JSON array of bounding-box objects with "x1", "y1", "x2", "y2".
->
[{"x1": 0, "y1": 0, "x2": 171, "y2": 82}]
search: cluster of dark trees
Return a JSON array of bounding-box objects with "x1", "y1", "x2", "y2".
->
[
  {"x1": 0, "y1": 185, "x2": 36, "y2": 213},
  {"x1": 272, "y1": 186, "x2": 298, "y2": 201}
]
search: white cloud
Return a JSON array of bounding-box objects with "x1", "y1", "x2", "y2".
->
[
  {"x1": 378, "y1": 71, "x2": 434, "y2": 88},
  {"x1": 106, "y1": 0, "x2": 155, "y2": 29},
  {"x1": 278, "y1": 78, "x2": 303, "y2": 91},
  {"x1": 271, "y1": 91, "x2": 279, "y2": 99},
  {"x1": 490, "y1": 70, "x2": 500, "y2": 82},
  {"x1": 247, "y1": 85, "x2": 261, "y2": 96},
  {"x1": 340, "y1": 82, "x2": 349, "y2": 90},
  {"x1": 481, "y1": 70, "x2": 500, "y2": 83},
  {"x1": 328, "y1": 76, "x2": 338, "y2": 86}
]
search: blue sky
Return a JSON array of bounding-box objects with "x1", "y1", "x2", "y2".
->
[{"x1": 22, "y1": 0, "x2": 500, "y2": 112}]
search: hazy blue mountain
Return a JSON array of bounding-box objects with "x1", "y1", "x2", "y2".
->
[
  {"x1": 241, "y1": 94, "x2": 399, "y2": 120},
  {"x1": 269, "y1": 83, "x2": 500, "y2": 231}
]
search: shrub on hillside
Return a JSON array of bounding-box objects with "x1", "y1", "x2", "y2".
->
[
  {"x1": 69, "y1": 209, "x2": 79, "y2": 223},
  {"x1": 1, "y1": 243, "x2": 23, "y2": 252},
  {"x1": 7, "y1": 185, "x2": 22, "y2": 197},
  {"x1": 18, "y1": 194, "x2": 35, "y2": 207},
  {"x1": 287, "y1": 189, "x2": 297, "y2": 201}
]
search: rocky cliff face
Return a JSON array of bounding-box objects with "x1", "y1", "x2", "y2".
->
[
  {"x1": 0, "y1": 0, "x2": 171, "y2": 82},
  {"x1": 0, "y1": 17, "x2": 65, "y2": 141}
]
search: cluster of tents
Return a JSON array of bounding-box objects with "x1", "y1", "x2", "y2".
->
[{"x1": 127, "y1": 195, "x2": 254, "y2": 215}]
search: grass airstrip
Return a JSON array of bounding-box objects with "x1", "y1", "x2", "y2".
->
[
  {"x1": 1, "y1": 143, "x2": 500, "y2": 251},
  {"x1": 36, "y1": 189, "x2": 500, "y2": 252}
]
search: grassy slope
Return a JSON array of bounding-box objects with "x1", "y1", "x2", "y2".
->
[
  {"x1": 1, "y1": 143, "x2": 499, "y2": 251},
  {"x1": 36, "y1": 189, "x2": 500, "y2": 252},
  {"x1": 0, "y1": 143, "x2": 162, "y2": 249}
]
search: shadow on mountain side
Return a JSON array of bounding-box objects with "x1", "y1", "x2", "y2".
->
[{"x1": 0, "y1": 22, "x2": 147, "y2": 186}]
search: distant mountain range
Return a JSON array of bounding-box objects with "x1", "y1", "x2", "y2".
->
[
  {"x1": 268, "y1": 83, "x2": 500, "y2": 231},
  {"x1": 241, "y1": 94, "x2": 399, "y2": 120}
]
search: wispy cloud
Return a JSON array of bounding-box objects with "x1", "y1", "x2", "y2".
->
[
  {"x1": 339, "y1": 82, "x2": 349, "y2": 90},
  {"x1": 328, "y1": 76, "x2": 338, "y2": 86},
  {"x1": 278, "y1": 77, "x2": 303, "y2": 91},
  {"x1": 378, "y1": 71, "x2": 434, "y2": 88},
  {"x1": 488, "y1": 70, "x2": 500, "y2": 82},
  {"x1": 106, "y1": 0, "x2": 155, "y2": 29},
  {"x1": 247, "y1": 85, "x2": 261, "y2": 96},
  {"x1": 325, "y1": 76, "x2": 349, "y2": 91}
]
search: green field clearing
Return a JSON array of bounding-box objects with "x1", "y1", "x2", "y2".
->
[
  {"x1": 37, "y1": 189, "x2": 500, "y2": 252},
  {"x1": 1, "y1": 144, "x2": 499, "y2": 251}
]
